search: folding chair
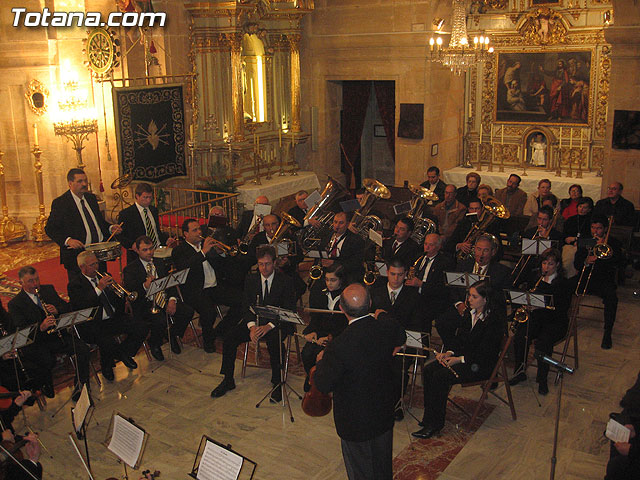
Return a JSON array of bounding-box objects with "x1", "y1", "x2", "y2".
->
[{"x1": 448, "y1": 334, "x2": 517, "y2": 428}]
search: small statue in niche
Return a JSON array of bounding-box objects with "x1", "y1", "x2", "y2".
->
[{"x1": 535, "y1": 14, "x2": 554, "y2": 44}]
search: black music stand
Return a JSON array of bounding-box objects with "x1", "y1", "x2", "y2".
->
[
  {"x1": 0, "y1": 326, "x2": 35, "y2": 399},
  {"x1": 251, "y1": 305, "x2": 305, "y2": 423},
  {"x1": 395, "y1": 330, "x2": 430, "y2": 422},
  {"x1": 189, "y1": 434, "x2": 257, "y2": 480},
  {"x1": 71, "y1": 384, "x2": 94, "y2": 468},
  {"x1": 444, "y1": 271, "x2": 488, "y2": 289},
  {"x1": 103, "y1": 412, "x2": 149, "y2": 480}
]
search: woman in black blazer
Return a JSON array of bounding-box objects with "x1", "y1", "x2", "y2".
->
[
  {"x1": 301, "y1": 263, "x2": 348, "y2": 391},
  {"x1": 509, "y1": 248, "x2": 572, "y2": 395},
  {"x1": 412, "y1": 280, "x2": 504, "y2": 439}
]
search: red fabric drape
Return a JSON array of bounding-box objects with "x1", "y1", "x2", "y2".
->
[
  {"x1": 341, "y1": 81, "x2": 371, "y2": 189},
  {"x1": 374, "y1": 81, "x2": 395, "y2": 161}
]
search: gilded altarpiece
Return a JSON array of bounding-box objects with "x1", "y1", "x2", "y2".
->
[{"x1": 466, "y1": 4, "x2": 611, "y2": 176}]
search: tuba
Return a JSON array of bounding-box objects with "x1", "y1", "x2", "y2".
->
[
  {"x1": 456, "y1": 196, "x2": 510, "y2": 261},
  {"x1": 351, "y1": 178, "x2": 390, "y2": 239},
  {"x1": 407, "y1": 184, "x2": 438, "y2": 245},
  {"x1": 270, "y1": 212, "x2": 302, "y2": 255}
]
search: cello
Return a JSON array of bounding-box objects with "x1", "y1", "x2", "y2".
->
[{"x1": 301, "y1": 334, "x2": 333, "y2": 417}]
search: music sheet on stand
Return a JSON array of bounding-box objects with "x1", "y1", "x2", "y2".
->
[
  {"x1": 197, "y1": 440, "x2": 243, "y2": 480},
  {"x1": 107, "y1": 415, "x2": 145, "y2": 468},
  {"x1": 73, "y1": 385, "x2": 91, "y2": 433}
]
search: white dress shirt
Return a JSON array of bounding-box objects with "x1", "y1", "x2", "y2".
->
[
  {"x1": 187, "y1": 241, "x2": 217, "y2": 289},
  {"x1": 66, "y1": 191, "x2": 104, "y2": 246},
  {"x1": 248, "y1": 271, "x2": 276, "y2": 329}
]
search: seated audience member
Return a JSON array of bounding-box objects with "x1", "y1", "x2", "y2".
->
[
  {"x1": 68, "y1": 251, "x2": 148, "y2": 381},
  {"x1": 8, "y1": 266, "x2": 91, "y2": 400},
  {"x1": 605, "y1": 371, "x2": 640, "y2": 480},
  {"x1": 593, "y1": 182, "x2": 636, "y2": 227},
  {"x1": 456, "y1": 172, "x2": 481, "y2": 207},
  {"x1": 494, "y1": 174, "x2": 527, "y2": 216},
  {"x1": 476, "y1": 184, "x2": 493, "y2": 203},
  {"x1": 523, "y1": 178, "x2": 555, "y2": 217},
  {"x1": 117, "y1": 182, "x2": 177, "y2": 264},
  {"x1": 559, "y1": 184, "x2": 583, "y2": 220},
  {"x1": 412, "y1": 280, "x2": 504, "y2": 439},
  {"x1": 420, "y1": 166, "x2": 446, "y2": 205},
  {"x1": 562, "y1": 196, "x2": 593, "y2": 277},
  {"x1": 433, "y1": 184, "x2": 466, "y2": 242},
  {"x1": 301, "y1": 263, "x2": 348, "y2": 391}
]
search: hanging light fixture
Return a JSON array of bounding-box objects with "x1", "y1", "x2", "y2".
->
[{"x1": 428, "y1": 0, "x2": 494, "y2": 75}]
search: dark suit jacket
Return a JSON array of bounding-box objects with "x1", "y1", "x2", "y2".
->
[
  {"x1": 443, "y1": 215, "x2": 502, "y2": 260},
  {"x1": 454, "y1": 258, "x2": 511, "y2": 309},
  {"x1": 523, "y1": 226, "x2": 564, "y2": 243},
  {"x1": 319, "y1": 230, "x2": 365, "y2": 278},
  {"x1": 242, "y1": 271, "x2": 296, "y2": 330},
  {"x1": 170, "y1": 240, "x2": 223, "y2": 304},
  {"x1": 574, "y1": 236, "x2": 622, "y2": 286},
  {"x1": 562, "y1": 213, "x2": 592, "y2": 244},
  {"x1": 314, "y1": 315, "x2": 406, "y2": 442},
  {"x1": 117, "y1": 203, "x2": 168, "y2": 253},
  {"x1": 67, "y1": 274, "x2": 126, "y2": 319},
  {"x1": 414, "y1": 252, "x2": 455, "y2": 320},
  {"x1": 593, "y1": 196, "x2": 636, "y2": 227},
  {"x1": 446, "y1": 310, "x2": 504, "y2": 378},
  {"x1": 370, "y1": 283, "x2": 424, "y2": 331},
  {"x1": 0, "y1": 303, "x2": 11, "y2": 333},
  {"x1": 236, "y1": 210, "x2": 255, "y2": 238},
  {"x1": 419, "y1": 179, "x2": 446, "y2": 205},
  {"x1": 123, "y1": 258, "x2": 177, "y2": 316},
  {"x1": 287, "y1": 205, "x2": 308, "y2": 226},
  {"x1": 7, "y1": 285, "x2": 70, "y2": 333},
  {"x1": 304, "y1": 285, "x2": 347, "y2": 339},
  {"x1": 382, "y1": 237, "x2": 421, "y2": 267},
  {"x1": 45, "y1": 191, "x2": 112, "y2": 269}
]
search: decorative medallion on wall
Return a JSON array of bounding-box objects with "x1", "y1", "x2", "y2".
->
[
  {"x1": 518, "y1": 7, "x2": 567, "y2": 45},
  {"x1": 83, "y1": 27, "x2": 120, "y2": 77},
  {"x1": 113, "y1": 84, "x2": 187, "y2": 183}
]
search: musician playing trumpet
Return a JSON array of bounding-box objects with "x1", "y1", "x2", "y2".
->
[
  {"x1": 509, "y1": 248, "x2": 572, "y2": 395},
  {"x1": 301, "y1": 263, "x2": 347, "y2": 392},
  {"x1": 574, "y1": 216, "x2": 622, "y2": 349},
  {"x1": 123, "y1": 236, "x2": 194, "y2": 361}
]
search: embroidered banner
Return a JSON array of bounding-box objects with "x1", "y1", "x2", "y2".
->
[{"x1": 113, "y1": 84, "x2": 187, "y2": 183}]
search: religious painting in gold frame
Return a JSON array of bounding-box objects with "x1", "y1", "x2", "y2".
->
[{"x1": 495, "y1": 50, "x2": 592, "y2": 126}]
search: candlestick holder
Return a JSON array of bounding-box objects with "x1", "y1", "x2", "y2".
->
[
  {"x1": 278, "y1": 144, "x2": 286, "y2": 176},
  {"x1": 575, "y1": 148, "x2": 584, "y2": 179},
  {"x1": 31, "y1": 144, "x2": 49, "y2": 242},
  {"x1": 289, "y1": 139, "x2": 299, "y2": 176},
  {"x1": 555, "y1": 145, "x2": 563, "y2": 177},
  {"x1": 264, "y1": 151, "x2": 273, "y2": 180},
  {"x1": 252, "y1": 151, "x2": 262, "y2": 185},
  {"x1": 0, "y1": 151, "x2": 27, "y2": 247},
  {"x1": 566, "y1": 148, "x2": 574, "y2": 178},
  {"x1": 488, "y1": 144, "x2": 494, "y2": 172}
]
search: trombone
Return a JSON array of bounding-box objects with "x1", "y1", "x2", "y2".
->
[
  {"x1": 575, "y1": 216, "x2": 614, "y2": 296},
  {"x1": 95, "y1": 271, "x2": 138, "y2": 302}
]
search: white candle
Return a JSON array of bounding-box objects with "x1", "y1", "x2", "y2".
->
[
  {"x1": 570, "y1": 128, "x2": 573, "y2": 148},
  {"x1": 501, "y1": 125, "x2": 504, "y2": 145},
  {"x1": 479, "y1": 124, "x2": 483, "y2": 144},
  {"x1": 278, "y1": 127, "x2": 282, "y2": 147},
  {"x1": 491, "y1": 124, "x2": 494, "y2": 145},
  {"x1": 33, "y1": 123, "x2": 39, "y2": 146},
  {"x1": 559, "y1": 126, "x2": 563, "y2": 145},
  {"x1": 580, "y1": 129, "x2": 583, "y2": 148},
  {"x1": 189, "y1": 123, "x2": 194, "y2": 141},
  {"x1": 468, "y1": 102, "x2": 472, "y2": 119}
]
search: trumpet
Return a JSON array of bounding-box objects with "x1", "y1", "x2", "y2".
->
[
  {"x1": 96, "y1": 271, "x2": 138, "y2": 302},
  {"x1": 309, "y1": 263, "x2": 323, "y2": 281},
  {"x1": 202, "y1": 236, "x2": 242, "y2": 256}
]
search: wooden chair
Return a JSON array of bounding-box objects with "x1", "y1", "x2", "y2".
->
[{"x1": 448, "y1": 334, "x2": 517, "y2": 428}]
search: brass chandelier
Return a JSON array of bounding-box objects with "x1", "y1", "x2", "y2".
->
[{"x1": 428, "y1": 0, "x2": 494, "y2": 75}]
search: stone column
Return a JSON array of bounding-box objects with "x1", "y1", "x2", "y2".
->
[{"x1": 288, "y1": 33, "x2": 302, "y2": 133}]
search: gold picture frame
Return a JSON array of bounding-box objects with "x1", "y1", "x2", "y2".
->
[{"x1": 24, "y1": 79, "x2": 49, "y2": 117}]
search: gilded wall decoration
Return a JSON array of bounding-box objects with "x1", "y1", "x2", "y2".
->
[
  {"x1": 595, "y1": 46, "x2": 610, "y2": 138},
  {"x1": 518, "y1": 8, "x2": 567, "y2": 46},
  {"x1": 496, "y1": 51, "x2": 592, "y2": 125},
  {"x1": 479, "y1": 0, "x2": 508, "y2": 10}
]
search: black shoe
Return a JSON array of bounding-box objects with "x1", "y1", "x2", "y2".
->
[
  {"x1": 411, "y1": 426, "x2": 442, "y2": 439},
  {"x1": 42, "y1": 383, "x2": 55, "y2": 399},
  {"x1": 270, "y1": 386, "x2": 282, "y2": 404},
  {"x1": 538, "y1": 381, "x2": 549, "y2": 396},
  {"x1": 203, "y1": 342, "x2": 216, "y2": 354},
  {"x1": 303, "y1": 377, "x2": 311, "y2": 393},
  {"x1": 210, "y1": 378, "x2": 236, "y2": 398},
  {"x1": 394, "y1": 408, "x2": 405, "y2": 422},
  {"x1": 509, "y1": 372, "x2": 527, "y2": 386},
  {"x1": 150, "y1": 345, "x2": 165, "y2": 361},
  {"x1": 121, "y1": 356, "x2": 138, "y2": 369},
  {"x1": 170, "y1": 336, "x2": 182, "y2": 354},
  {"x1": 102, "y1": 367, "x2": 115, "y2": 382},
  {"x1": 601, "y1": 332, "x2": 612, "y2": 350}
]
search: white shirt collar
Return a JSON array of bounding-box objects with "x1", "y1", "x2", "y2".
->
[
  {"x1": 544, "y1": 272, "x2": 558, "y2": 283},
  {"x1": 135, "y1": 202, "x2": 150, "y2": 213},
  {"x1": 387, "y1": 283, "x2": 403, "y2": 297},
  {"x1": 261, "y1": 271, "x2": 275, "y2": 284},
  {"x1": 187, "y1": 240, "x2": 202, "y2": 251},
  {"x1": 70, "y1": 191, "x2": 85, "y2": 202},
  {"x1": 348, "y1": 314, "x2": 369, "y2": 325}
]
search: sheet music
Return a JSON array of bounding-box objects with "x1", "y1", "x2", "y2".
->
[
  {"x1": 307, "y1": 250, "x2": 328, "y2": 259},
  {"x1": 368, "y1": 229, "x2": 383, "y2": 247},
  {"x1": 405, "y1": 330, "x2": 425, "y2": 349},
  {"x1": 376, "y1": 262, "x2": 388, "y2": 276},
  {"x1": 521, "y1": 238, "x2": 553, "y2": 255},
  {"x1": 393, "y1": 201, "x2": 412, "y2": 216},
  {"x1": 197, "y1": 440, "x2": 243, "y2": 480},
  {"x1": 0, "y1": 334, "x2": 15, "y2": 357},
  {"x1": 606, "y1": 418, "x2": 631, "y2": 443},
  {"x1": 13, "y1": 326, "x2": 34, "y2": 349},
  {"x1": 73, "y1": 385, "x2": 91, "y2": 432},
  {"x1": 275, "y1": 242, "x2": 289, "y2": 256},
  {"x1": 107, "y1": 415, "x2": 145, "y2": 468},
  {"x1": 304, "y1": 190, "x2": 321, "y2": 210},
  {"x1": 444, "y1": 272, "x2": 485, "y2": 287},
  {"x1": 253, "y1": 203, "x2": 272, "y2": 217}
]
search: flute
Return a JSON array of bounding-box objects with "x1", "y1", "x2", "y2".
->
[
  {"x1": 303, "y1": 307, "x2": 345, "y2": 315},
  {"x1": 395, "y1": 347, "x2": 460, "y2": 378}
]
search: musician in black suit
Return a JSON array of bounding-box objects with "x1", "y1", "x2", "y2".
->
[
  {"x1": 44, "y1": 169, "x2": 122, "y2": 279},
  {"x1": 314, "y1": 283, "x2": 406, "y2": 480},
  {"x1": 509, "y1": 248, "x2": 572, "y2": 395},
  {"x1": 236, "y1": 195, "x2": 270, "y2": 239},
  {"x1": 211, "y1": 245, "x2": 296, "y2": 402},
  {"x1": 171, "y1": 219, "x2": 243, "y2": 353},
  {"x1": 123, "y1": 236, "x2": 194, "y2": 361},
  {"x1": 437, "y1": 234, "x2": 510, "y2": 347},
  {"x1": 68, "y1": 251, "x2": 148, "y2": 382},
  {"x1": 320, "y1": 211, "x2": 365, "y2": 283},
  {"x1": 117, "y1": 182, "x2": 177, "y2": 264},
  {"x1": 405, "y1": 233, "x2": 455, "y2": 333},
  {"x1": 522, "y1": 206, "x2": 564, "y2": 243},
  {"x1": 370, "y1": 258, "x2": 423, "y2": 421},
  {"x1": 420, "y1": 166, "x2": 447, "y2": 206},
  {"x1": 574, "y1": 216, "x2": 622, "y2": 349},
  {"x1": 287, "y1": 190, "x2": 309, "y2": 226},
  {"x1": 412, "y1": 280, "x2": 504, "y2": 439},
  {"x1": 301, "y1": 263, "x2": 348, "y2": 390},
  {"x1": 7, "y1": 266, "x2": 90, "y2": 400},
  {"x1": 381, "y1": 217, "x2": 421, "y2": 266}
]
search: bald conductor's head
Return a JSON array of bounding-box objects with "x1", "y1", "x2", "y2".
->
[{"x1": 339, "y1": 283, "x2": 371, "y2": 319}]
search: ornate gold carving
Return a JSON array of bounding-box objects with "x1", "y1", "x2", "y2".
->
[
  {"x1": 595, "y1": 46, "x2": 610, "y2": 139},
  {"x1": 287, "y1": 33, "x2": 302, "y2": 133},
  {"x1": 470, "y1": 65, "x2": 477, "y2": 121},
  {"x1": 508, "y1": 14, "x2": 521, "y2": 25},
  {"x1": 481, "y1": 57, "x2": 496, "y2": 131},
  {"x1": 591, "y1": 146, "x2": 603, "y2": 173},
  {"x1": 518, "y1": 8, "x2": 567, "y2": 46},
  {"x1": 24, "y1": 80, "x2": 49, "y2": 117},
  {"x1": 481, "y1": 0, "x2": 508, "y2": 10}
]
